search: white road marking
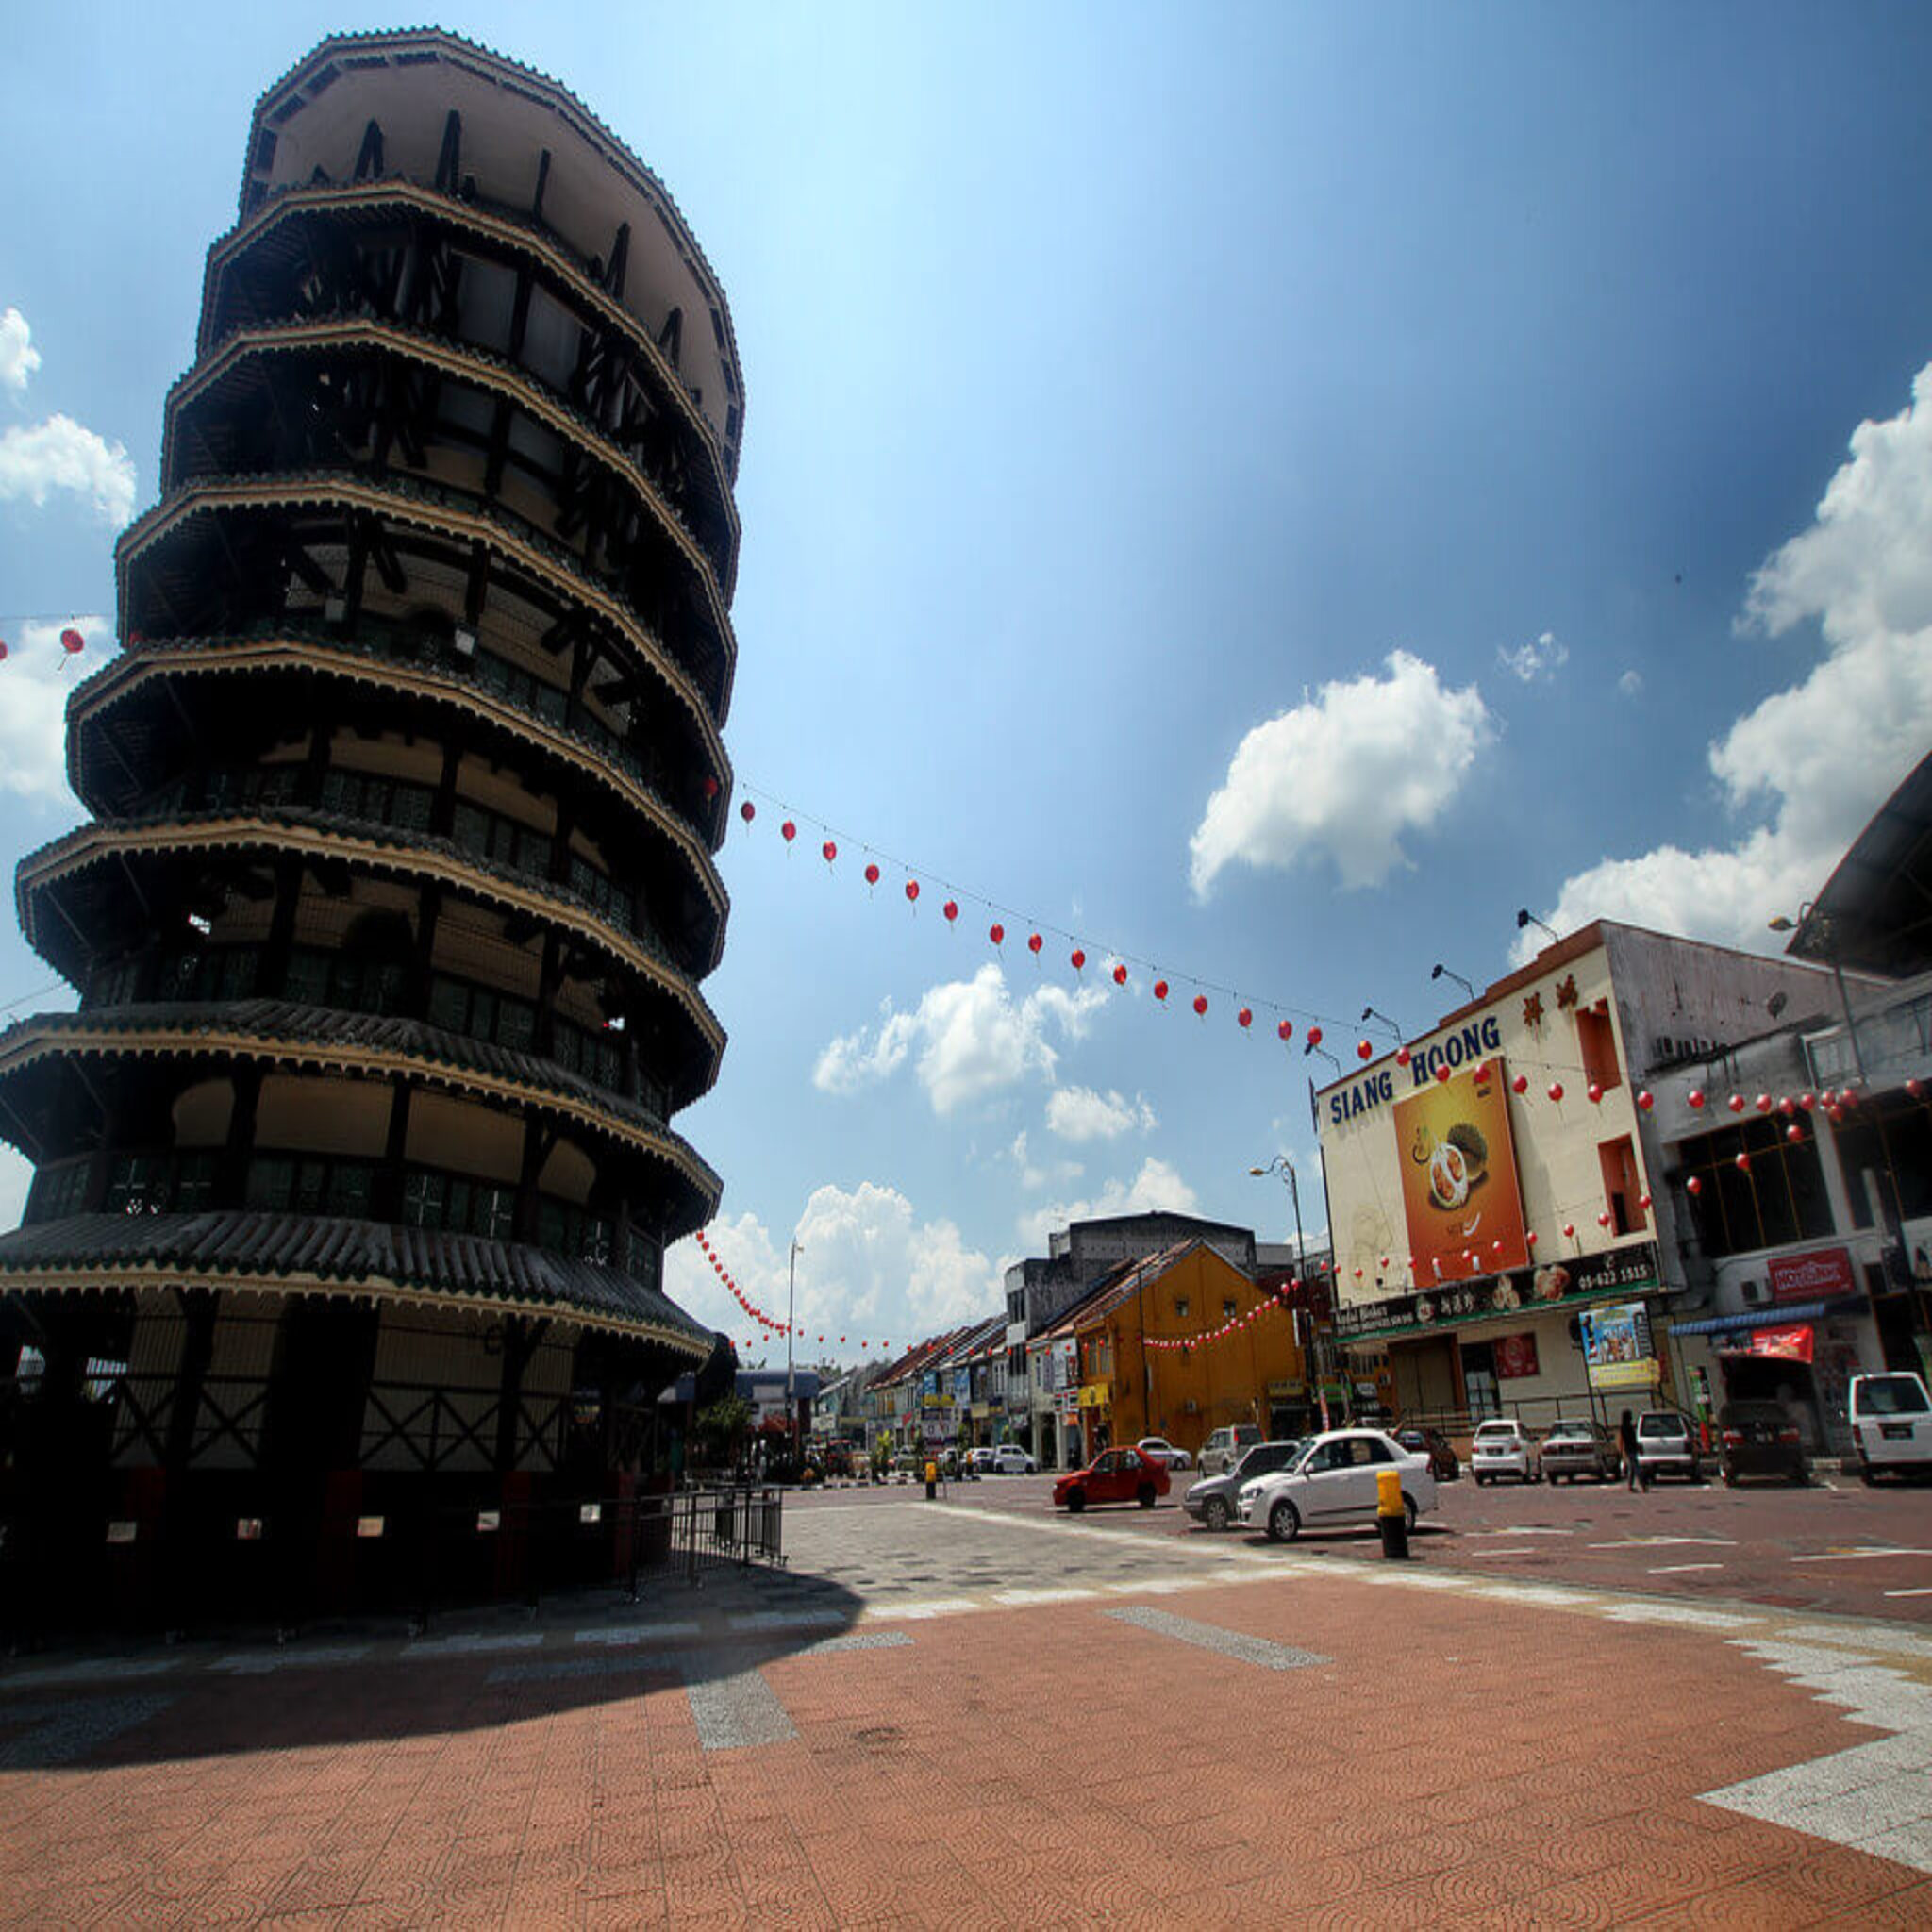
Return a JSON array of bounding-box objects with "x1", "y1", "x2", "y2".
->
[
  {"x1": 863, "y1": 1598, "x2": 984, "y2": 1621},
  {"x1": 575, "y1": 1622, "x2": 701, "y2": 1645},
  {"x1": 1470, "y1": 1526, "x2": 1573, "y2": 1538},
  {"x1": 1884, "y1": 1589, "x2": 1932, "y2": 1599},
  {"x1": 1586, "y1": 1536, "x2": 1737, "y2": 1550},
  {"x1": 1471, "y1": 1547, "x2": 1542, "y2": 1557},
  {"x1": 993, "y1": 1586, "x2": 1100, "y2": 1607},
  {"x1": 1649, "y1": 1563, "x2": 1723, "y2": 1574},
  {"x1": 1790, "y1": 1548, "x2": 1932, "y2": 1565}
]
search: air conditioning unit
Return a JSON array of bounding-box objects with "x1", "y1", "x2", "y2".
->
[
  {"x1": 1740, "y1": 1280, "x2": 1770, "y2": 1307},
  {"x1": 1183, "y1": 1398, "x2": 1198, "y2": 1415}
]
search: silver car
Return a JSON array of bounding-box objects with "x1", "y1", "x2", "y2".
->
[
  {"x1": 1541, "y1": 1420, "x2": 1622, "y2": 1484},
  {"x1": 1634, "y1": 1409, "x2": 1704, "y2": 1484},
  {"x1": 1198, "y1": 1424, "x2": 1263, "y2": 1476}
]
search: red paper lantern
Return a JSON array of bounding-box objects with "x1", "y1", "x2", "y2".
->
[
  {"x1": 943, "y1": 900, "x2": 958, "y2": 923},
  {"x1": 990, "y1": 923, "x2": 1005, "y2": 945},
  {"x1": 822, "y1": 840, "x2": 837, "y2": 863},
  {"x1": 1727, "y1": 1093, "x2": 1744, "y2": 1113},
  {"x1": 1525, "y1": 1230, "x2": 1539, "y2": 1247},
  {"x1": 1735, "y1": 1153, "x2": 1751, "y2": 1173},
  {"x1": 1548, "y1": 1082, "x2": 1564, "y2": 1103},
  {"x1": 1027, "y1": 933, "x2": 1043, "y2": 956},
  {"x1": 59, "y1": 627, "x2": 83, "y2": 654},
  {"x1": 1113, "y1": 963, "x2": 1128, "y2": 987},
  {"x1": 1277, "y1": 1020, "x2": 1293, "y2": 1042},
  {"x1": 1597, "y1": 1212, "x2": 1611, "y2": 1228},
  {"x1": 1354, "y1": 1268, "x2": 1363, "y2": 1279},
  {"x1": 1511, "y1": 1074, "x2": 1528, "y2": 1095},
  {"x1": 1587, "y1": 1082, "x2": 1603, "y2": 1105},
  {"x1": 1192, "y1": 993, "x2": 1208, "y2": 1017},
  {"x1": 864, "y1": 862, "x2": 880, "y2": 886},
  {"x1": 1778, "y1": 1096, "x2": 1794, "y2": 1116},
  {"x1": 1070, "y1": 948, "x2": 1085, "y2": 971},
  {"x1": 781, "y1": 820, "x2": 796, "y2": 843},
  {"x1": 1755, "y1": 1093, "x2": 1771, "y2": 1113},
  {"x1": 1238, "y1": 1008, "x2": 1253, "y2": 1029},
  {"x1": 1688, "y1": 1089, "x2": 1706, "y2": 1108},
  {"x1": 740, "y1": 801, "x2": 756, "y2": 824},
  {"x1": 1154, "y1": 980, "x2": 1169, "y2": 1002},
  {"x1": 1435, "y1": 1065, "x2": 1451, "y2": 1085},
  {"x1": 1786, "y1": 1124, "x2": 1803, "y2": 1144},
  {"x1": 905, "y1": 880, "x2": 920, "y2": 903},
  {"x1": 0, "y1": 641, "x2": 8, "y2": 662},
  {"x1": 1357, "y1": 1040, "x2": 1374, "y2": 1061},
  {"x1": 702, "y1": 775, "x2": 719, "y2": 800},
  {"x1": 1637, "y1": 1193, "x2": 1652, "y2": 1211},
  {"x1": 1395, "y1": 1047, "x2": 1410, "y2": 1067},
  {"x1": 1491, "y1": 1240, "x2": 1504, "y2": 1253},
  {"x1": 1908, "y1": 1078, "x2": 1924, "y2": 1100},
  {"x1": 1562, "y1": 1224, "x2": 1575, "y2": 1239},
  {"x1": 1307, "y1": 1026, "x2": 1323, "y2": 1048},
  {"x1": 1839, "y1": 1088, "x2": 1857, "y2": 1108},
  {"x1": 1637, "y1": 1090, "x2": 1653, "y2": 1111}
]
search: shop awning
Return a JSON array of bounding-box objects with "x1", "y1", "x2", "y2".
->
[{"x1": 1672, "y1": 1296, "x2": 1865, "y2": 1336}]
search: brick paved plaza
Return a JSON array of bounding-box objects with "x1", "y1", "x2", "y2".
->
[{"x1": 8, "y1": 1487, "x2": 1932, "y2": 1926}]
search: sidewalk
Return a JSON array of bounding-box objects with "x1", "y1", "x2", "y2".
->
[{"x1": 9, "y1": 1541, "x2": 1932, "y2": 1926}]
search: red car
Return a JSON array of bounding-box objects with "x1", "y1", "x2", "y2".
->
[{"x1": 1053, "y1": 1445, "x2": 1171, "y2": 1513}]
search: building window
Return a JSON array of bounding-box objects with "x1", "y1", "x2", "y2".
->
[
  {"x1": 1599, "y1": 1135, "x2": 1641, "y2": 1235},
  {"x1": 1576, "y1": 1000, "x2": 1622, "y2": 1091},
  {"x1": 1223, "y1": 1299, "x2": 1238, "y2": 1320},
  {"x1": 1677, "y1": 1120, "x2": 1834, "y2": 1257},
  {"x1": 1174, "y1": 1297, "x2": 1190, "y2": 1319}
]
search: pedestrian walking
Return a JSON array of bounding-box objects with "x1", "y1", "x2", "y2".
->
[{"x1": 1619, "y1": 1408, "x2": 1641, "y2": 1491}]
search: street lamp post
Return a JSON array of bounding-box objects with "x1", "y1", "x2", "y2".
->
[
  {"x1": 787, "y1": 1238, "x2": 802, "y2": 1457},
  {"x1": 1250, "y1": 1156, "x2": 1325, "y2": 1429}
]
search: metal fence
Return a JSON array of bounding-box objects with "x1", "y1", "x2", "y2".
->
[{"x1": 0, "y1": 1483, "x2": 784, "y2": 1647}]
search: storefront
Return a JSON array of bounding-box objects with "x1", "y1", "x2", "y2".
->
[{"x1": 1673, "y1": 1297, "x2": 1870, "y2": 1454}]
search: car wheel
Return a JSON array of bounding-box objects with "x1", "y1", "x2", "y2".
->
[
  {"x1": 1137, "y1": 1484, "x2": 1157, "y2": 1508},
  {"x1": 1204, "y1": 1497, "x2": 1230, "y2": 1533},
  {"x1": 1066, "y1": 1489, "x2": 1086, "y2": 1513},
  {"x1": 1402, "y1": 1493, "x2": 1419, "y2": 1535},
  {"x1": 1860, "y1": 1466, "x2": 1877, "y2": 1487},
  {"x1": 1267, "y1": 1498, "x2": 1301, "y2": 1543},
  {"x1": 1475, "y1": 1474, "x2": 1488, "y2": 1487}
]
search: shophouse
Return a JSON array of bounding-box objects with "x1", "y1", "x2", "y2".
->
[
  {"x1": 1319, "y1": 919, "x2": 1840, "y2": 1432},
  {"x1": 1049, "y1": 1240, "x2": 1307, "y2": 1464}
]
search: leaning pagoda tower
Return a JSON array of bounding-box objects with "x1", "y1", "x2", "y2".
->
[{"x1": 0, "y1": 30, "x2": 741, "y2": 1622}]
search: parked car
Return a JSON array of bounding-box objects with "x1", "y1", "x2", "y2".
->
[
  {"x1": 1541, "y1": 1420, "x2": 1622, "y2": 1484},
  {"x1": 1718, "y1": 1401, "x2": 1807, "y2": 1487},
  {"x1": 1634, "y1": 1409, "x2": 1704, "y2": 1484},
  {"x1": 1471, "y1": 1419, "x2": 1539, "y2": 1485},
  {"x1": 1184, "y1": 1439, "x2": 1305, "y2": 1531},
  {"x1": 1136, "y1": 1436, "x2": 1192, "y2": 1471},
  {"x1": 1236, "y1": 1428, "x2": 1436, "y2": 1541},
  {"x1": 966, "y1": 1447, "x2": 997, "y2": 1474},
  {"x1": 1848, "y1": 1372, "x2": 1932, "y2": 1483},
  {"x1": 1198, "y1": 1424, "x2": 1264, "y2": 1477},
  {"x1": 1054, "y1": 1445, "x2": 1170, "y2": 1512},
  {"x1": 991, "y1": 1444, "x2": 1037, "y2": 1474},
  {"x1": 1393, "y1": 1426, "x2": 1460, "y2": 1482}
]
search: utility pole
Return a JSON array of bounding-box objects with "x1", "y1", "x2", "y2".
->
[{"x1": 787, "y1": 1238, "x2": 802, "y2": 1457}]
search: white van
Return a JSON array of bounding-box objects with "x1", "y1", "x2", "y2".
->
[{"x1": 1848, "y1": 1372, "x2": 1932, "y2": 1482}]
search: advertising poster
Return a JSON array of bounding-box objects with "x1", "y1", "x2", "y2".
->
[
  {"x1": 1494, "y1": 1332, "x2": 1540, "y2": 1380},
  {"x1": 1579, "y1": 1301, "x2": 1659, "y2": 1391},
  {"x1": 1391, "y1": 1058, "x2": 1531, "y2": 1288}
]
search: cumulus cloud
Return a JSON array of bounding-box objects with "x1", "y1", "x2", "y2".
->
[
  {"x1": 0, "y1": 413, "x2": 136, "y2": 526},
  {"x1": 1044, "y1": 1086, "x2": 1156, "y2": 1142},
  {"x1": 0, "y1": 308, "x2": 41, "y2": 393},
  {"x1": 814, "y1": 964, "x2": 1110, "y2": 1114},
  {"x1": 1618, "y1": 669, "x2": 1643, "y2": 698},
  {"x1": 1008, "y1": 1130, "x2": 1082, "y2": 1191},
  {"x1": 1189, "y1": 650, "x2": 1494, "y2": 894},
  {"x1": 0, "y1": 1148, "x2": 30, "y2": 1236},
  {"x1": 663, "y1": 1185, "x2": 1003, "y2": 1357},
  {"x1": 1497, "y1": 630, "x2": 1569, "y2": 683},
  {"x1": 1015, "y1": 1156, "x2": 1202, "y2": 1254},
  {"x1": 1524, "y1": 361, "x2": 1932, "y2": 959},
  {"x1": 0, "y1": 617, "x2": 105, "y2": 811}
]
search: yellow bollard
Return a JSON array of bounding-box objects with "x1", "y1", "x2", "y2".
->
[
  {"x1": 924, "y1": 1458, "x2": 939, "y2": 1501},
  {"x1": 1375, "y1": 1467, "x2": 1409, "y2": 1560}
]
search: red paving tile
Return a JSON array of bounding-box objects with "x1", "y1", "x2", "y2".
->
[{"x1": 5, "y1": 1572, "x2": 1932, "y2": 1926}]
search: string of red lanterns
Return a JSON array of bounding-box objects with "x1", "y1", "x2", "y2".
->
[
  {"x1": 1143, "y1": 1290, "x2": 1297, "y2": 1353},
  {"x1": 692, "y1": 1227, "x2": 900, "y2": 1356}
]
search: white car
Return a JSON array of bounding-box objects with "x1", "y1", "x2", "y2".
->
[
  {"x1": 991, "y1": 1445, "x2": 1037, "y2": 1474},
  {"x1": 1848, "y1": 1373, "x2": 1932, "y2": 1482},
  {"x1": 1136, "y1": 1436, "x2": 1192, "y2": 1472},
  {"x1": 1235, "y1": 1428, "x2": 1436, "y2": 1541},
  {"x1": 1471, "y1": 1420, "x2": 1540, "y2": 1485},
  {"x1": 1198, "y1": 1424, "x2": 1263, "y2": 1476},
  {"x1": 965, "y1": 1447, "x2": 997, "y2": 1474}
]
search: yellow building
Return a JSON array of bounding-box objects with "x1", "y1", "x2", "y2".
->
[{"x1": 1069, "y1": 1241, "x2": 1308, "y2": 1459}]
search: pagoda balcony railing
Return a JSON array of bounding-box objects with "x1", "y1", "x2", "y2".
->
[
  {"x1": 171, "y1": 314, "x2": 727, "y2": 590},
  {"x1": 87, "y1": 619, "x2": 727, "y2": 867},
  {"x1": 212, "y1": 172, "x2": 736, "y2": 499},
  {"x1": 121, "y1": 467, "x2": 732, "y2": 725}
]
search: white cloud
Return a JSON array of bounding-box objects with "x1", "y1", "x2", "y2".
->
[
  {"x1": 1497, "y1": 629, "x2": 1568, "y2": 683},
  {"x1": 1617, "y1": 669, "x2": 1643, "y2": 698},
  {"x1": 1525, "y1": 361, "x2": 1932, "y2": 959},
  {"x1": 663, "y1": 1184, "x2": 1003, "y2": 1360},
  {"x1": 1015, "y1": 1156, "x2": 1202, "y2": 1254},
  {"x1": 1008, "y1": 1130, "x2": 1082, "y2": 1191},
  {"x1": 1044, "y1": 1086, "x2": 1156, "y2": 1142},
  {"x1": 0, "y1": 309, "x2": 41, "y2": 394},
  {"x1": 1189, "y1": 650, "x2": 1494, "y2": 894},
  {"x1": 0, "y1": 1148, "x2": 30, "y2": 1235},
  {"x1": 0, "y1": 413, "x2": 136, "y2": 526},
  {"x1": 0, "y1": 617, "x2": 105, "y2": 811},
  {"x1": 814, "y1": 963, "x2": 1110, "y2": 1115}
]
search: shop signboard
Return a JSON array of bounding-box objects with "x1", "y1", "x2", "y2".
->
[
  {"x1": 1743, "y1": 1324, "x2": 1815, "y2": 1363},
  {"x1": 1391, "y1": 1059, "x2": 1531, "y2": 1288},
  {"x1": 1766, "y1": 1248, "x2": 1856, "y2": 1306},
  {"x1": 1494, "y1": 1333, "x2": 1540, "y2": 1380},
  {"x1": 1579, "y1": 1301, "x2": 1659, "y2": 1391},
  {"x1": 1333, "y1": 1241, "x2": 1661, "y2": 1341},
  {"x1": 1077, "y1": 1382, "x2": 1108, "y2": 1410}
]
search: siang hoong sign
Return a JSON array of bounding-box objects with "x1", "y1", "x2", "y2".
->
[
  {"x1": 1333, "y1": 1241, "x2": 1662, "y2": 1341},
  {"x1": 1327, "y1": 1015, "x2": 1504, "y2": 1126}
]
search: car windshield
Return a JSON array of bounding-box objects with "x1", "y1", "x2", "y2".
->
[
  {"x1": 1474, "y1": 1424, "x2": 1520, "y2": 1441},
  {"x1": 1546, "y1": 1424, "x2": 1591, "y2": 1441},
  {"x1": 1234, "y1": 1441, "x2": 1296, "y2": 1478},
  {"x1": 1857, "y1": 1375, "x2": 1932, "y2": 1417},
  {"x1": 1638, "y1": 1414, "x2": 1682, "y2": 1437}
]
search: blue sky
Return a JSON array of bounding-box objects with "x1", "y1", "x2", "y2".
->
[{"x1": 5, "y1": 4, "x2": 1932, "y2": 1362}]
